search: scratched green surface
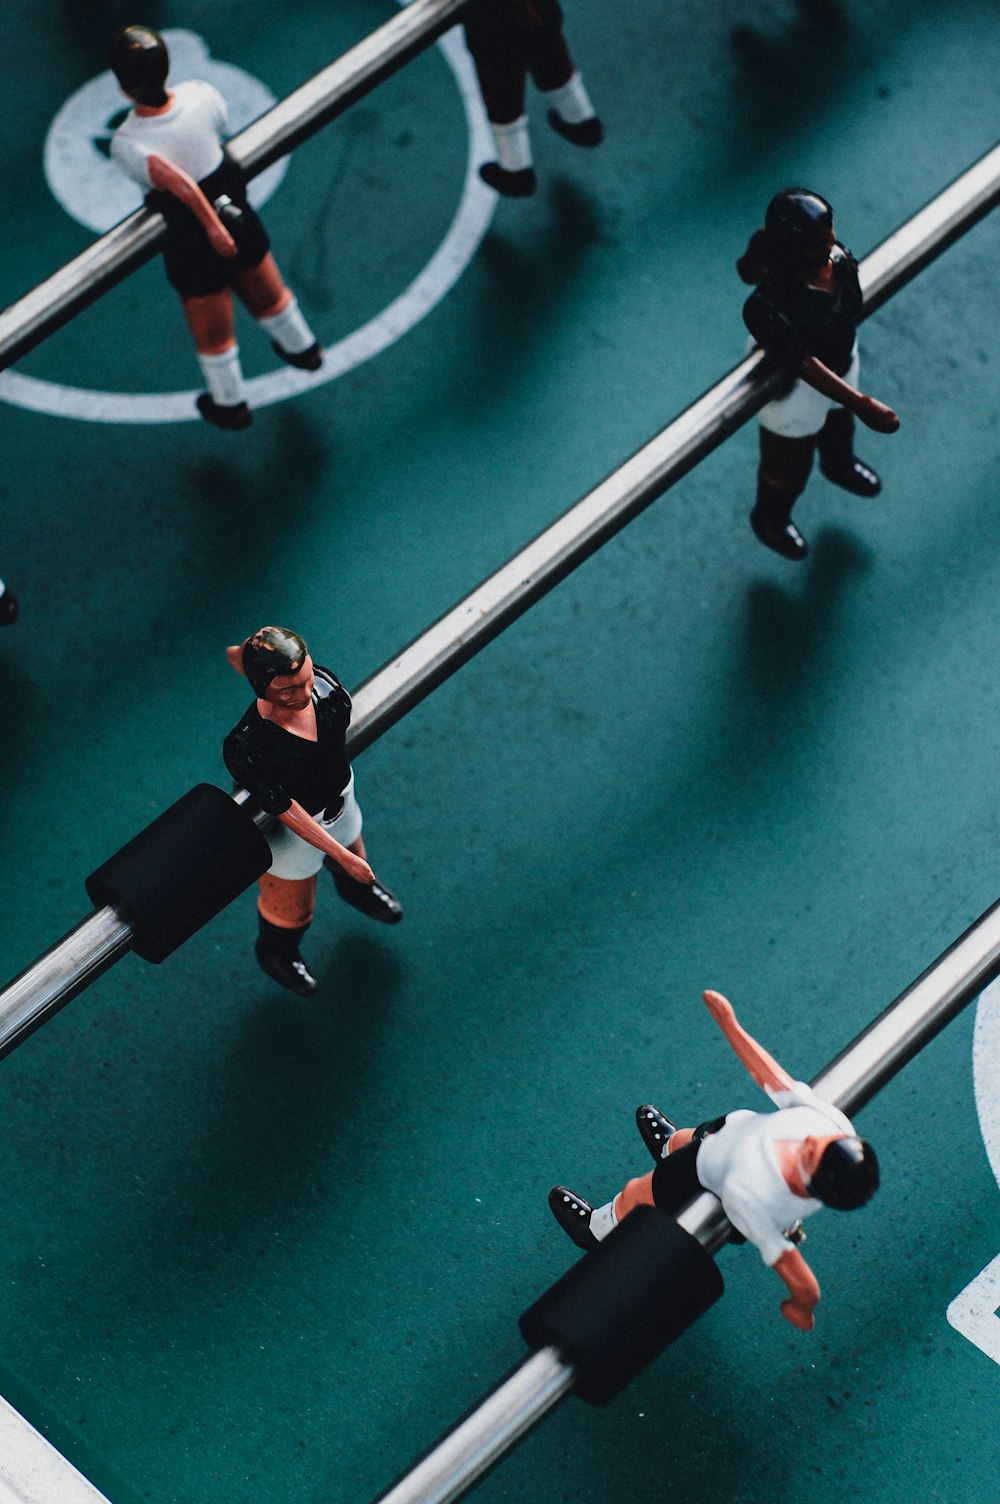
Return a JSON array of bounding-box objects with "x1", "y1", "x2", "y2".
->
[{"x1": 1, "y1": 2, "x2": 999, "y2": 1501}]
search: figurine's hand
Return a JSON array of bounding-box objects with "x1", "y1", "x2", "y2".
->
[
  {"x1": 340, "y1": 851, "x2": 375, "y2": 886},
  {"x1": 780, "y1": 1298, "x2": 816, "y2": 1332},
  {"x1": 856, "y1": 396, "x2": 900, "y2": 433},
  {"x1": 209, "y1": 223, "x2": 238, "y2": 258},
  {"x1": 702, "y1": 989, "x2": 736, "y2": 1027}
]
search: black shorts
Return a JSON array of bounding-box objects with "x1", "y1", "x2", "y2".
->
[{"x1": 152, "y1": 156, "x2": 271, "y2": 299}]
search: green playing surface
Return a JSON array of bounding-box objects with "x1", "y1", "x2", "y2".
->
[{"x1": 1, "y1": 2, "x2": 998, "y2": 1501}]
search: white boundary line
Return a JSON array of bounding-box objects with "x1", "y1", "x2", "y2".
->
[
  {"x1": 0, "y1": 1398, "x2": 111, "y2": 1504},
  {"x1": 947, "y1": 977, "x2": 1000, "y2": 1367}
]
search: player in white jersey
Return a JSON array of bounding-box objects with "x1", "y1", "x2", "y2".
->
[
  {"x1": 549, "y1": 990, "x2": 879, "y2": 1330},
  {"x1": 109, "y1": 26, "x2": 322, "y2": 431}
]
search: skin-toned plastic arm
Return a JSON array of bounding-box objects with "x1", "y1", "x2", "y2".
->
[
  {"x1": 797, "y1": 355, "x2": 899, "y2": 433},
  {"x1": 702, "y1": 990, "x2": 795, "y2": 1095},
  {"x1": 147, "y1": 154, "x2": 237, "y2": 258},
  {"x1": 773, "y1": 1246, "x2": 820, "y2": 1330},
  {"x1": 277, "y1": 800, "x2": 374, "y2": 885}
]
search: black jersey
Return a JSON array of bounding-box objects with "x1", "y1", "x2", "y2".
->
[
  {"x1": 742, "y1": 244, "x2": 863, "y2": 376},
  {"x1": 223, "y1": 665, "x2": 352, "y2": 819}
]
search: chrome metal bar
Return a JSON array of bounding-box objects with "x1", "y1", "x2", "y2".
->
[
  {"x1": 374, "y1": 1347, "x2": 574, "y2": 1504},
  {"x1": 4, "y1": 142, "x2": 1000, "y2": 1047},
  {"x1": 372, "y1": 895, "x2": 1000, "y2": 1503},
  {"x1": 0, "y1": 906, "x2": 133, "y2": 1062},
  {"x1": 0, "y1": 0, "x2": 469, "y2": 370},
  {"x1": 345, "y1": 138, "x2": 1000, "y2": 755}
]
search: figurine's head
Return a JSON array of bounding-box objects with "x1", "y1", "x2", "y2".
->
[
  {"x1": 763, "y1": 188, "x2": 835, "y2": 275},
  {"x1": 806, "y1": 1134, "x2": 880, "y2": 1210},
  {"x1": 241, "y1": 625, "x2": 310, "y2": 698},
  {"x1": 109, "y1": 25, "x2": 170, "y2": 107}
]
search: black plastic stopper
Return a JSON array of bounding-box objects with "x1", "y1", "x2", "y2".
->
[
  {"x1": 86, "y1": 783, "x2": 272, "y2": 962},
  {"x1": 519, "y1": 1205, "x2": 724, "y2": 1404}
]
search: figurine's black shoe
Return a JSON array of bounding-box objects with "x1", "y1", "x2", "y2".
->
[
  {"x1": 750, "y1": 504, "x2": 808, "y2": 561},
  {"x1": 272, "y1": 340, "x2": 324, "y2": 372},
  {"x1": 0, "y1": 588, "x2": 18, "y2": 626},
  {"x1": 255, "y1": 919, "x2": 317, "y2": 996},
  {"x1": 196, "y1": 393, "x2": 253, "y2": 431},
  {"x1": 818, "y1": 456, "x2": 882, "y2": 496},
  {"x1": 548, "y1": 1186, "x2": 599, "y2": 1250},
  {"x1": 547, "y1": 110, "x2": 604, "y2": 147},
  {"x1": 636, "y1": 1104, "x2": 677, "y2": 1161},
  {"x1": 327, "y1": 859, "x2": 404, "y2": 925},
  {"x1": 478, "y1": 162, "x2": 537, "y2": 198}
]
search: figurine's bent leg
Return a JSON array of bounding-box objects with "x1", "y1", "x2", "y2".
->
[
  {"x1": 528, "y1": 23, "x2": 603, "y2": 147},
  {"x1": 234, "y1": 254, "x2": 323, "y2": 371},
  {"x1": 817, "y1": 408, "x2": 882, "y2": 496},
  {"x1": 182, "y1": 289, "x2": 252, "y2": 431},
  {"x1": 318, "y1": 775, "x2": 403, "y2": 925},
  {"x1": 465, "y1": 13, "x2": 537, "y2": 197},
  {"x1": 750, "y1": 428, "x2": 815, "y2": 561},
  {"x1": 255, "y1": 873, "x2": 317, "y2": 995}
]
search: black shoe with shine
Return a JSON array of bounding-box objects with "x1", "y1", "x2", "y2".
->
[
  {"x1": 327, "y1": 859, "x2": 404, "y2": 925},
  {"x1": 547, "y1": 110, "x2": 604, "y2": 147},
  {"x1": 635, "y1": 1104, "x2": 676, "y2": 1161},
  {"x1": 478, "y1": 162, "x2": 537, "y2": 198},
  {"x1": 819, "y1": 456, "x2": 882, "y2": 496},
  {"x1": 255, "y1": 919, "x2": 317, "y2": 996},
  {"x1": 750, "y1": 505, "x2": 809, "y2": 561},
  {"x1": 548, "y1": 1186, "x2": 599, "y2": 1250},
  {"x1": 272, "y1": 340, "x2": 324, "y2": 372},
  {"x1": 196, "y1": 393, "x2": 253, "y2": 431}
]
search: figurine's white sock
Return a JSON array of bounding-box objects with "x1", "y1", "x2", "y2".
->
[
  {"x1": 198, "y1": 345, "x2": 246, "y2": 407},
  {"x1": 490, "y1": 115, "x2": 533, "y2": 172},
  {"x1": 588, "y1": 1198, "x2": 619, "y2": 1242},
  {"x1": 257, "y1": 295, "x2": 316, "y2": 355},
  {"x1": 540, "y1": 71, "x2": 595, "y2": 124}
]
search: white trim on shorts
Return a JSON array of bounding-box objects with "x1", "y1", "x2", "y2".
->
[
  {"x1": 265, "y1": 769, "x2": 364, "y2": 880},
  {"x1": 752, "y1": 338, "x2": 860, "y2": 438}
]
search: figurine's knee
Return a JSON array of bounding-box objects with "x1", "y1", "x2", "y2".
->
[
  {"x1": 758, "y1": 428, "x2": 815, "y2": 493},
  {"x1": 183, "y1": 291, "x2": 235, "y2": 354},
  {"x1": 257, "y1": 873, "x2": 316, "y2": 928},
  {"x1": 614, "y1": 1171, "x2": 656, "y2": 1222}
]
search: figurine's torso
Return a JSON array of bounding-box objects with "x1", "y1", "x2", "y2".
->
[
  {"x1": 111, "y1": 80, "x2": 228, "y2": 190},
  {"x1": 223, "y1": 666, "x2": 353, "y2": 818},
  {"x1": 743, "y1": 244, "x2": 863, "y2": 375}
]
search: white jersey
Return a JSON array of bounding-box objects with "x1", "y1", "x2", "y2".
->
[
  {"x1": 696, "y1": 1080, "x2": 854, "y2": 1267},
  {"x1": 111, "y1": 80, "x2": 228, "y2": 191}
]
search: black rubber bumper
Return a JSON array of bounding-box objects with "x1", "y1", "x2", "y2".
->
[
  {"x1": 86, "y1": 783, "x2": 272, "y2": 962},
  {"x1": 519, "y1": 1205, "x2": 724, "y2": 1404}
]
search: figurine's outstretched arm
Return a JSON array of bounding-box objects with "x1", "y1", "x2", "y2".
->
[
  {"x1": 797, "y1": 355, "x2": 899, "y2": 433},
  {"x1": 702, "y1": 990, "x2": 795, "y2": 1095},
  {"x1": 226, "y1": 643, "x2": 245, "y2": 673},
  {"x1": 773, "y1": 1247, "x2": 820, "y2": 1331},
  {"x1": 147, "y1": 154, "x2": 237, "y2": 259},
  {"x1": 278, "y1": 800, "x2": 374, "y2": 885}
]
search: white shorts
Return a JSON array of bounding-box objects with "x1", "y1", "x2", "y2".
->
[
  {"x1": 754, "y1": 339, "x2": 860, "y2": 438},
  {"x1": 265, "y1": 770, "x2": 364, "y2": 880}
]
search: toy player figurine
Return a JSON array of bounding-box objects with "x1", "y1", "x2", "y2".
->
[
  {"x1": 108, "y1": 26, "x2": 322, "y2": 431},
  {"x1": 738, "y1": 187, "x2": 900, "y2": 560},
  {"x1": 549, "y1": 990, "x2": 879, "y2": 1331},
  {"x1": 223, "y1": 626, "x2": 402, "y2": 996},
  {"x1": 464, "y1": 0, "x2": 603, "y2": 198}
]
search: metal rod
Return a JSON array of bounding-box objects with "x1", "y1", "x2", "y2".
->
[
  {"x1": 0, "y1": 0, "x2": 469, "y2": 371},
  {"x1": 3, "y1": 142, "x2": 1000, "y2": 1045},
  {"x1": 0, "y1": 906, "x2": 133, "y2": 1062},
  {"x1": 374, "y1": 1347, "x2": 574, "y2": 1504},
  {"x1": 345, "y1": 137, "x2": 1000, "y2": 756},
  {"x1": 371, "y1": 893, "x2": 1000, "y2": 1504}
]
